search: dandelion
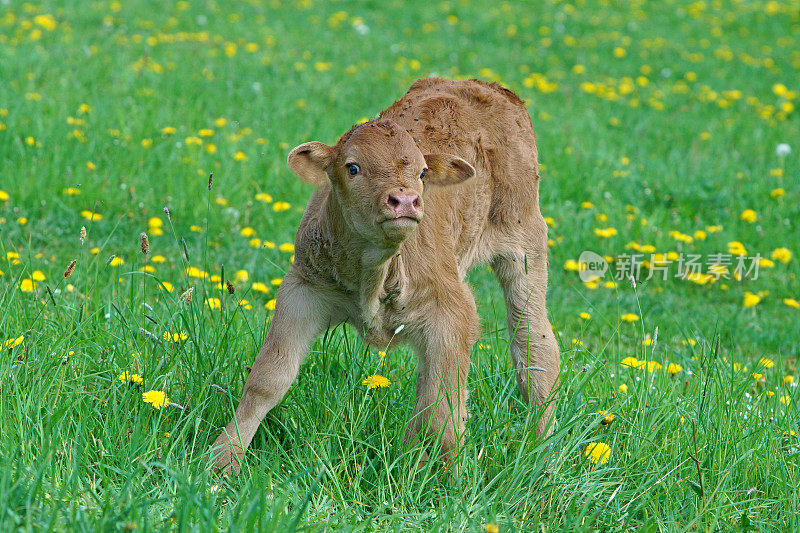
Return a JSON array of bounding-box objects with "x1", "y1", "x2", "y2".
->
[
  {"x1": 19, "y1": 279, "x2": 36, "y2": 292},
  {"x1": 233, "y1": 151, "x2": 248, "y2": 161},
  {"x1": 647, "y1": 361, "x2": 663, "y2": 373},
  {"x1": 255, "y1": 192, "x2": 273, "y2": 203},
  {"x1": 240, "y1": 227, "x2": 256, "y2": 237},
  {"x1": 4, "y1": 336, "x2": 24, "y2": 348},
  {"x1": 621, "y1": 313, "x2": 639, "y2": 322},
  {"x1": 109, "y1": 257, "x2": 124, "y2": 267},
  {"x1": 759, "y1": 358, "x2": 774, "y2": 369},
  {"x1": 621, "y1": 356, "x2": 641, "y2": 368},
  {"x1": 271, "y1": 278, "x2": 282, "y2": 287},
  {"x1": 159, "y1": 281, "x2": 174, "y2": 292},
  {"x1": 485, "y1": 524, "x2": 499, "y2": 533},
  {"x1": 784, "y1": 298, "x2": 800, "y2": 309},
  {"x1": 252, "y1": 282, "x2": 269, "y2": 293},
  {"x1": 265, "y1": 298, "x2": 276, "y2": 310},
  {"x1": 142, "y1": 390, "x2": 169, "y2": 409},
  {"x1": 579, "y1": 312, "x2": 591, "y2": 320},
  {"x1": 363, "y1": 374, "x2": 391, "y2": 389},
  {"x1": 151, "y1": 255, "x2": 166, "y2": 263},
  {"x1": 81, "y1": 210, "x2": 102, "y2": 221},
  {"x1": 667, "y1": 363, "x2": 683, "y2": 375},
  {"x1": 618, "y1": 383, "x2": 628, "y2": 393},
  {"x1": 186, "y1": 266, "x2": 208, "y2": 279},
  {"x1": 119, "y1": 371, "x2": 144, "y2": 385},
  {"x1": 584, "y1": 442, "x2": 611, "y2": 465},
  {"x1": 32, "y1": 271, "x2": 46, "y2": 281},
  {"x1": 163, "y1": 331, "x2": 188, "y2": 342},
  {"x1": 273, "y1": 201, "x2": 291, "y2": 212},
  {"x1": 594, "y1": 227, "x2": 618, "y2": 238},
  {"x1": 739, "y1": 209, "x2": 757, "y2": 223},
  {"x1": 279, "y1": 243, "x2": 295, "y2": 253},
  {"x1": 600, "y1": 412, "x2": 615, "y2": 425},
  {"x1": 771, "y1": 248, "x2": 792, "y2": 263},
  {"x1": 743, "y1": 292, "x2": 761, "y2": 308},
  {"x1": 780, "y1": 395, "x2": 791, "y2": 406},
  {"x1": 784, "y1": 376, "x2": 794, "y2": 384},
  {"x1": 771, "y1": 188, "x2": 785, "y2": 198},
  {"x1": 235, "y1": 270, "x2": 249, "y2": 282},
  {"x1": 205, "y1": 298, "x2": 221, "y2": 310}
]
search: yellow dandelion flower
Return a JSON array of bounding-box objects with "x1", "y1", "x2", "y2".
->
[
  {"x1": 235, "y1": 270, "x2": 249, "y2": 282},
  {"x1": 109, "y1": 257, "x2": 124, "y2": 267},
  {"x1": 740, "y1": 209, "x2": 757, "y2": 223},
  {"x1": 621, "y1": 356, "x2": 641, "y2": 368},
  {"x1": 780, "y1": 395, "x2": 791, "y2": 406},
  {"x1": 743, "y1": 292, "x2": 761, "y2": 308},
  {"x1": 186, "y1": 266, "x2": 208, "y2": 279},
  {"x1": 270, "y1": 278, "x2": 282, "y2": 286},
  {"x1": 142, "y1": 390, "x2": 169, "y2": 409},
  {"x1": 4, "y1": 336, "x2": 24, "y2": 348},
  {"x1": 81, "y1": 210, "x2": 103, "y2": 221},
  {"x1": 647, "y1": 361, "x2": 663, "y2": 373},
  {"x1": 0, "y1": 190, "x2": 9, "y2": 201},
  {"x1": 579, "y1": 312, "x2": 591, "y2": 320},
  {"x1": 31, "y1": 270, "x2": 46, "y2": 281},
  {"x1": 252, "y1": 282, "x2": 269, "y2": 293},
  {"x1": 621, "y1": 313, "x2": 639, "y2": 322},
  {"x1": 265, "y1": 298, "x2": 276, "y2": 310},
  {"x1": 278, "y1": 243, "x2": 295, "y2": 253},
  {"x1": 163, "y1": 331, "x2": 188, "y2": 342},
  {"x1": 198, "y1": 128, "x2": 214, "y2": 137},
  {"x1": 273, "y1": 201, "x2": 291, "y2": 212},
  {"x1": 161, "y1": 126, "x2": 176, "y2": 135},
  {"x1": 667, "y1": 363, "x2": 683, "y2": 375},
  {"x1": 240, "y1": 227, "x2": 256, "y2": 237},
  {"x1": 119, "y1": 371, "x2": 144, "y2": 385},
  {"x1": 784, "y1": 376, "x2": 794, "y2": 384},
  {"x1": 618, "y1": 383, "x2": 628, "y2": 393},
  {"x1": 205, "y1": 298, "x2": 221, "y2": 310},
  {"x1": 362, "y1": 374, "x2": 391, "y2": 389},
  {"x1": 594, "y1": 227, "x2": 618, "y2": 238},
  {"x1": 151, "y1": 255, "x2": 166, "y2": 263},
  {"x1": 255, "y1": 192, "x2": 273, "y2": 203},
  {"x1": 159, "y1": 281, "x2": 174, "y2": 292},
  {"x1": 584, "y1": 442, "x2": 611, "y2": 465},
  {"x1": 771, "y1": 248, "x2": 792, "y2": 263},
  {"x1": 233, "y1": 151, "x2": 248, "y2": 161},
  {"x1": 19, "y1": 279, "x2": 36, "y2": 292}
]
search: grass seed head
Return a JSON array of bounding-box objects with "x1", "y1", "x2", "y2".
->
[
  {"x1": 140, "y1": 232, "x2": 150, "y2": 254},
  {"x1": 64, "y1": 259, "x2": 77, "y2": 278},
  {"x1": 180, "y1": 287, "x2": 194, "y2": 304},
  {"x1": 79, "y1": 226, "x2": 87, "y2": 243},
  {"x1": 226, "y1": 280, "x2": 235, "y2": 294}
]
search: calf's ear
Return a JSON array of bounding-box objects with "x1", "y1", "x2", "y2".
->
[
  {"x1": 287, "y1": 142, "x2": 333, "y2": 186},
  {"x1": 422, "y1": 154, "x2": 475, "y2": 187}
]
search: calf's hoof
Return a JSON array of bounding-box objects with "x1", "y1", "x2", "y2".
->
[{"x1": 208, "y1": 435, "x2": 244, "y2": 475}]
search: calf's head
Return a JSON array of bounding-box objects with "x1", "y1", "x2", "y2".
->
[{"x1": 287, "y1": 120, "x2": 475, "y2": 246}]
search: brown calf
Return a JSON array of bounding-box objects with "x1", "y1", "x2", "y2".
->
[{"x1": 211, "y1": 77, "x2": 560, "y2": 473}]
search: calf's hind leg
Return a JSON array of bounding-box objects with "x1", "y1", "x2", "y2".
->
[{"x1": 491, "y1": 240, "x2": 560, "y2": 437}]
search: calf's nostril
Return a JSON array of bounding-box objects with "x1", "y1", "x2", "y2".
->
[
  {"x1": 387, "y1": 195, "x2": 400, "y2": 208},
  {"x1": 412, "y1": 196, "x2": 421, "y2": 208}
]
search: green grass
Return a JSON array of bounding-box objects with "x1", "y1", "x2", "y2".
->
[{"x1": 1, "y1": 0, "x2": 799, "y2": 530}]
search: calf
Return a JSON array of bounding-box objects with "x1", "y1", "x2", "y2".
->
[{"x1": 211, "y1": 77, "x2": 560, "y2": 473}]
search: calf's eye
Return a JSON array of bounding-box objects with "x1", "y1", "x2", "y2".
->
[
  {"x1": 347, "y1": 163, "x2": 360, "y2": 176},
  {"x1": 420, "y1": 169, "x2": 427, "y2": 180}
]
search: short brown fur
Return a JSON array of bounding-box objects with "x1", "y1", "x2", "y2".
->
[{"x1": 211, "y1": 78, "x2": 560, "y2": 474}]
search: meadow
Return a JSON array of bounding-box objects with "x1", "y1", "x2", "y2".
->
[{"x1": 1, "y1": 0, "x2": 799, "y2": 530}]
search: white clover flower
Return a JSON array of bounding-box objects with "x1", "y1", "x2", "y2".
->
[{"x1": 776, "y1": 143, "x2": 791, "y2": 157}]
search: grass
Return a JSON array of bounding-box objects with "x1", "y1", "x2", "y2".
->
[{"x1": 1, "y1": 0, "x2": 799, "y2": 530}]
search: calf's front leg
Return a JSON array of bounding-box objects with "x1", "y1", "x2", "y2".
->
[
  {"x1": 210, "y1": 275, "x2": 329, "y2": 473},
  {"x1": 404, "y1": 284, "x2": 479, "y2": 472}
]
